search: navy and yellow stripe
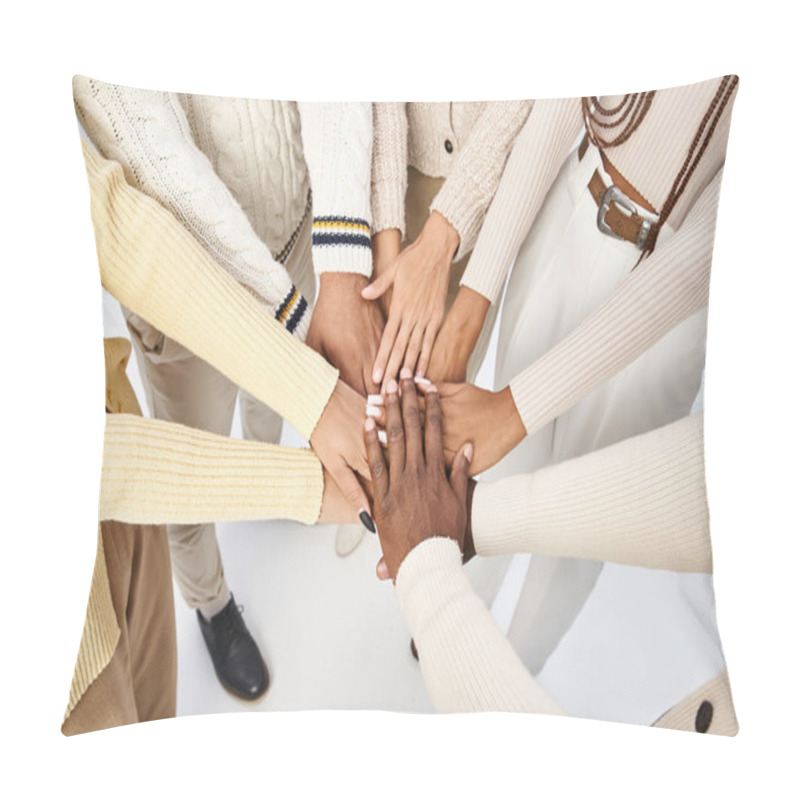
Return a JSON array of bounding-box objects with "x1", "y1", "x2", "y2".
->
[
  {"x1": 312, "y1": 216, "x2": 371, "y2": 249},
  {"x1": 275, "y1": 284, "x2": 308, "y2": 335}
]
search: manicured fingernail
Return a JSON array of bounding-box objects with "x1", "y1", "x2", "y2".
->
[
  {"x1": 359, "y1": 509, "x2": 376, "y2": 533},
  {"x1": 377, "y1": 562, "x2": 390, "y2": 580},
  {"x1": 366, "y1": 405, "x2": 382, "y2": 418},
  {"x1": 464, "y1": 443, "x2": 473, "y2": 463},
  {"x1": 367, "y1": 394, "x2": 384, "y2": 406},
  {"x1": 414, "y1": 376, "x2": 431, "y2": 386},
  {"x1": 424, "y1": 383, "x2": 438, "y2": 394},
  {"x1": 373, "y1": 367, "x2": 383, "y2": 383},
  {"x1": 378, "y1": 430, "x2": 388, "y2": 445},
  {"x1": 400, "y1": 367, "x2": 413, "y2": 380},
  {"x1": 386, "y1": 379, "x2": 398, "y2": 394},
  {"x1": 365, "y1": 417, "x2": 376, "y2": 431}
]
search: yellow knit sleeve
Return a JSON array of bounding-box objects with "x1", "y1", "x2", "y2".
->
[
  {"x1": 81, "y1": 139, "x2": 339, "y2": 441},
  {"x1": 100, "y1": 414, "x2": 324, "y2": 525}
]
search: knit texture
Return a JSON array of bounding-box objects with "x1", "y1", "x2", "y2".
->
[
  {"x1": 101, "y1": 414, "x2": 324, "y2": 525},
  {"x1": 298, "y1": 103, "x2": 373, "y2": 276},
  {"x1": 81, "y1": 138, "x2": 339, "y2": 441},
  {"x1": 372, "y1": 101, "x2": 534, "y2": 254},
  {"x1": 472, "y1": 414, "x2": 711, "y2": 572},
  {"x1": 63, "y1": 528, "x2": 120, "y2": 724},
  {"x1": 509, "y1": 168, "x2": 721, "y2": 434},
  {"x1": 462, "y1": 77, "x2": 737, "y2": 305},
  {"x1": 73, "y1": 76, "x2": 311, "y2": 337},
  {"x1": 395, "y1": 537, "x2": 564, "y2": 713}
]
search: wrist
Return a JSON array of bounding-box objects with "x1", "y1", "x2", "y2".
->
[
  {"x1": 423, "y1": 211, "x2": 460, "y2": 260},
  {"x1": 319, "y1": 271, "x2": 369, "y2": 299},
  {"x1": 495, "y1": 386, "x2": 526, "y2": 454},
  {"x1": 449, "y1": 287, "x2": 490, "y2": 340}
]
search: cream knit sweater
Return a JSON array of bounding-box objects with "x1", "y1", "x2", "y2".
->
[
  {"x1": 371, "y1": 101, "x2": 533, "y2": 254},
  {"x1": 395, "y1": 413, "x2": 712, "y2": 713},
  {"x1": 298, "y1": 102, "x2": 374, "y2": 276},
  {"x1": 81, "y1": 136, "x2": 338, "y2": 441},
  {"x1": 74, "y1": 78, "x2": 376, "y2": 335},
  {"x1": 457, "y1": 77, "x2": 737, "y2": 435}
]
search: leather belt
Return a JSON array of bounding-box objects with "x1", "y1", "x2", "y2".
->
[
  {"x1": 589, "y1": 170, "x2": 652, "y2": 250},
  {"x1": 578, "y1": 134, "x2": 652, "y2": 250}
]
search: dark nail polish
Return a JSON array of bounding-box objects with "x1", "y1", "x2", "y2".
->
[{"x1": 359, "y1": 510, "x2": 376, "y2": 534}]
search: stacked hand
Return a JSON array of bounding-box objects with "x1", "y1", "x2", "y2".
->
[
  {"x1": 363, "y1": 212, "x2": 459, "y2": 388},
  {"x1": 307, "y1": 272, "x2": 384, "y2": 396},
  {"x1": 363, "y1": 371, "x2": 472, "y2": 582}
]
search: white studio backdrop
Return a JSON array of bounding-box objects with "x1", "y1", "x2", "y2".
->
[{"x1": 2, "y1": 2, "x2": 798, "y2": 798}]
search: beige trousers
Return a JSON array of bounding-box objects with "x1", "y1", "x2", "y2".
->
[{"x1": 124, "y1": 213, "x2": 315, "y2": 616}]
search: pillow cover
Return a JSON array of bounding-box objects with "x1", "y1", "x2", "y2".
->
[{"x1": 64, "y1": 75, "x2": 739, "y2": 735}]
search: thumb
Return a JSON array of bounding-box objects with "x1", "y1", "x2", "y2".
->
[
  {"x1": 333, "y1": 461, "x2": 375, "y2": 533},
  {"x1": 450, "y1": 442, "x2": 472, "y2": 507},
  {"x1": 361, "y1": 269, "x2": 394, "y2": 300}
]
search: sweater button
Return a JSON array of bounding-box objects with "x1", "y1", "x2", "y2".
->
[
  {"x1": 695, "y1": 700, "x2": 713, "y2": 733},
  {"x1": 444, "y1": 139, "x2": 454, "y2": 154}
]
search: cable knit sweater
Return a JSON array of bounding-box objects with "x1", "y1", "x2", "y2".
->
[
  {"x1": 371, "y1": 101, "x2": 533, "y2": 254},
  {"x1": 74, "y1": 78, "x2": 376, "y2": 335},
  {"x1": 298, "y1": 102, "x2": 374, "y2": 276},
  {"x1": 81, "y1": 135, "x2": 338, "y2": 441},
  {"x1": 457, "y1": 77, "x2": 737, "y2": 435}
]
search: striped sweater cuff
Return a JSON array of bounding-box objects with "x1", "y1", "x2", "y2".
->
[
  {"x1": 311, "y1": 216, "x2": 373, "y2": 277},
  {"x1": 274, "y1": 283, "x2": 309, "y2": 337}
]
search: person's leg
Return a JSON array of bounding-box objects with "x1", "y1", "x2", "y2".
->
[
  {"x1": 124, "y1": 311, "x2": 269, "y2": 700},
  {"x1": 62, "y1": 521, "x2": 177, "y2": 734},
  {"x1": 491, "y1": 145, "x2": 710, "y2": 686},
  {"x1": 123, "y1": 520, "x2": 178, "y2": 722},
  {"x1": 124, "y1": 310, "x2": 237, "y2": 618}
]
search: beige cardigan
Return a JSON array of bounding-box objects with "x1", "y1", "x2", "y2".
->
[{"x1": 371, "y1": 101, "x2": 533, "y2": 253}]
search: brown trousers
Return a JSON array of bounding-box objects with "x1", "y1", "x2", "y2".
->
[{"x1": 62, "y1": 520, "x2": 176, "y2": 735}]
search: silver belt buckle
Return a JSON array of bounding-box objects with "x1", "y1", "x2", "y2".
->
[{"x1": 597, "y1": 185, "x2": 651, "y2": 250}]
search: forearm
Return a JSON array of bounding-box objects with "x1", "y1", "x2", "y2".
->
[
  {"x1": 298, "y1": 102, "x2": 374, "y2": 276},
  {"x1": 83, "y1": 139, "x2": 338, "y2": 440},
  {"x1": 371, "y1": 102, "x2": 408, "y2": 237},
  {"x1": 431, "y1": 100, "x2": 534, "y2": 256},
  {"x1": 395, "y1": 538, "x2": 563, "y2": 713},
  {"x1": 472, "y1": 414, "x2": 711, "y2": 573},
  {"x1": 73, "y1": 76, "x2": 307, "y2": 334},
  {"x1": 100, "y1": 414, "x2": 324, "y2": 525},
  {"x1": 460, "y1": 98, "x2": 583, "y2": 303},
  {"x1": 510, "y1": 168, "x2": 723, "y2": 435}
]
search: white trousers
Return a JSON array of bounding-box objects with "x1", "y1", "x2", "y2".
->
[{"x1": 489, "y1": 143, "x2": 728, "y2": 723}]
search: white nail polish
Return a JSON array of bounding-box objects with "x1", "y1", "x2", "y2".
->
[
  {"x1": 414, "y1": 376, "x2": 431, "y2": 385},
  {"x1": 366, "y1": 405, "x2": 381, "y2": 418},
  {"x1": 378, "y1": 430, "x2": 388, "y2": 445},
  {"x1": 367, "y1": 394, "x2": 384, "y2": 406}
]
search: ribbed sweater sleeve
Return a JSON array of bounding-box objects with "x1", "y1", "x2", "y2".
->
[
  {"x1": 100, "y1": 414, "x2": 323, "y2": 525},
  {"x1": 510, "y1": 167, "x2": 722, "y2": 434},
  {"x1": 298, "y1": 103, "x2": 373, "y2": 276},
  {"x1": 460, "y1": 98, "x2": 584, "y2": 303},
  {"x1": 395, "y1": 537, "x2": 564, "y2": 714},
  {"x1": 371, "y1": 102, "x2": 408, "y2": 237},
  {"x1": 81, "y1": 137, "x2": 339, "y2": 441},
  {"x1": 73, "y1": 76, "x2": 310, "y2": 338},
  {"x1": 472, "y1": 414, "x2": 711, "y2": 573},
  {"x1": 431, "y1": 100, "x2": 535, "y2": 256}
]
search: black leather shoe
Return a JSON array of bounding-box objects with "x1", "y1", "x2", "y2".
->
[{"x1": 197, "y1": 595, "x2": 270, "y2": 701}]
